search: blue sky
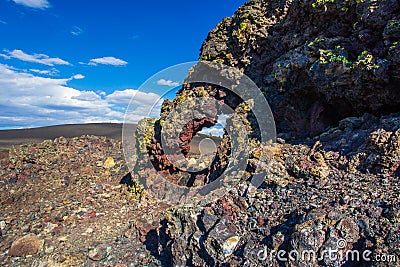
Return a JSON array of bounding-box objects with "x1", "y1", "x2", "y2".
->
[{"x1": 0, "y1": 0, "x2": 246, "y2": 129}]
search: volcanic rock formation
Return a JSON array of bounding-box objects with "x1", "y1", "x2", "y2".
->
[
  {"x1": 131, "y1": 0, "x2": 400, "y2": 266},
  {"x1": 1, "y1": 1, "x2": 400, "y2": 266}
]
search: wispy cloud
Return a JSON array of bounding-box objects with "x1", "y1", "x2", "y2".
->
[
  {"x1": 0, "y1": 20, "x2": 7, "y2": 25},
  {"x1": 29, "y1": 68, "x2": 59, "y2": 76},
  {"x1": 2, "y1": 49, "x2": 71, "y2": 66},
  {"x1": 13, "y1": 0, "x2": 50, "y2": 9},
  {"x1": 70, "y1": 26, "x2": 83, "y2": 36},
  {"x1": 157, "y1": 79, "x2": 180, "y2": 87},
  {"x1": 0, "y1": 63, "x2": 161, "y2": 129},
  {"x1": 0, "y1": 53, "x2": 11, "y2": 59},
  {"x1": 88, "y1": 56, "x2": 128, "y2": 66}
]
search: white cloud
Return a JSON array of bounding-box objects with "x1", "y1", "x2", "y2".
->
[
  {"x1": 0, "y1": 63, "x2": 161, "y2": 129},
  {"x1": 107, "y1": 89, "x2": 161, "y2": 106},
  {"x1": 13, "y1": 0, "x2": 50, "y2": 9},
  {"x1": 3, "y1": 49, "x2": 71, "y2": 66},
  {"x1": 72, "y1": 74, "x2": 85, "y2": 80},
  {"x1": 157, "y1": 79, "x2": 180, "y2": 87},
  {"x1": 199, "y1": 126, "x2": 225, "y2": 137},
  {"x1": 71, "y1": 91, "x2": 101, "y2": 102},
  {"x1": 88, "y1": 56, "x2": 128, "y2": 66},
  {"x1": 106, "y1": 89, "x2": 139, "y2": 105},
  {"x1": 29, "y1": 68, "x2": 59, "y2": 76},
  {"x1": 0, "y1": 20, "x2": 7, "y2": 25},
  {"x1": 71, "y1": 26, "x2": 83, "y2": 36},
  {"x1": 107, "y1": 89, "x2": 163, "y2": 122},
  {"x1": 198, "y1": 113, "x2": 229, "y2": 137},
  {"x1": 0, "y1": 53, "x2": 11, "y2": 59}
]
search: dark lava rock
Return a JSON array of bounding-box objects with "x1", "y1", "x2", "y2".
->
[{"x1": 198, "y1": 0, "x2": 400, "y2": 138}]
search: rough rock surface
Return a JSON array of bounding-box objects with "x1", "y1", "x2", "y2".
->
[
  {"x1": 8, "y1": 234, "x2": 44, "y2": 257},
  {"x1": 0, "y1": 136, "x2": 168, "y2": 266},
  {"x1": 0, "y1": 119, "x2": 399, "y2": 266},
  {"x1": 198, "y1": 0, "x2": 400, "y2": 138},
  {"x1": 1, "y1": 0, "x2": 400, "y2": 266},
  {"x1": 153, "y1": 112, "x2": 399, "y2": 266}
]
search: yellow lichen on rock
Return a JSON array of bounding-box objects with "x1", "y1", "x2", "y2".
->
[{"x1": 103, "y1": 157, "x2": 115, "y2": 169}]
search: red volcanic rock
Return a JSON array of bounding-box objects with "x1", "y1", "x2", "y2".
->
[{"x1": 178, "y1": 117, "x2": 216, "y2": 156}]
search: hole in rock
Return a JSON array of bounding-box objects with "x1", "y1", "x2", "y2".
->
[
  {"x1": 198, "y1": 113, "x2": 229, "y2": 138},
  {"x1": 147, "y1": 112, "x2": 233, "y2": 188}
]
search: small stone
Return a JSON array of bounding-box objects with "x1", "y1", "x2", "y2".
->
[
  {"x1": 201, "y1": 210, "x2": 219, "y2": 233},
  {"x1": 222, "y1": 236, "x2": 240, "y2": 257},
  {"x1": 206, "y1": 219, "x2": 240, "y2": 259},
  {"x1": 277, "y1": 137, "x2": 286, "y2": 144},
  {"x1": 44, "y1": 246, "x2": 55, "y2": 254},
  {"x1": 257, "y1": 216, "x2": 265, "y2": 226},
  {"x1": 8, "y1": 234, "x2": 44, "y2": 256},
  {"x1": 88, "y1": 245, "x2": 107, "y2": 261},
  {"x1": 58, "y1": 236, "x2": 68, "y2": 242},
  {"x1": 137, "y1": 252, "x2": 147, "y2": 260},
  {"x1": 0, "y1": 221, "x2": 6, "y2": 230},
  {"x1": 21, "y1": 225, "x2": 30, "y2": 233},
  {"x1": 84, "y1": 227, "x2": 94, "y2": 235},
  {"x1": 43, "y1": 222, "x2": 58, "y2": 233}
]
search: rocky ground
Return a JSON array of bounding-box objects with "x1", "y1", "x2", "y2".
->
[
  {"x1": 0, "y1": 136, "x2": 168, "y2": 266},
  {"x1": 1, "y1": 0, "x2": 400, "y2": 266},
  {"x1": 158, "y1": 112, "x2": 400, "y2": 266},
  {"x1": 0, "y1": 112, "x2": 398, "y2": 266}
]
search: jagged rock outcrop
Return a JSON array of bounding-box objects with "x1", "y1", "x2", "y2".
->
[
  {"x1": 133, "y1": 0, "x2": 400, "y2": 200},
  {"x1": 131, "y1": 1, "x2": 400, "y2": 266},
  {"x1": 198, "y1": 0, "x2": 400, "y2": 138},
  {"x1": 135, "y1": 0, "x2": 400, "y2": 199},
  {"x1": 155, "y1": 113, "x2": 400, "y2": 266}
]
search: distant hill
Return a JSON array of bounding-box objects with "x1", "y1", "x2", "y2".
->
[
  {"x1": 0, "y1": 123, "x2": 221, "y2": 154},
  {"x1": 0, "y1": 123, "x2": 125, "y2": 150}
]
